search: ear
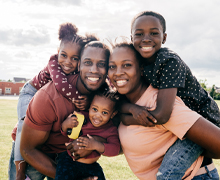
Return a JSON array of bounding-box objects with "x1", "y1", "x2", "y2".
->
[
  {"x1": 111, "y1": 111, "x2": 118, "y2": 119},
  {"x1": 130, "y1": 34, "x2": 133, "y2": 43},
  {"x1": 162, "y1": 33, "x2": 167, "y2": 44}
]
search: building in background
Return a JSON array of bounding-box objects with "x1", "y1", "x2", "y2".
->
[{"x1": 0, "y1": 77, "x2": 28, "y2": 95}]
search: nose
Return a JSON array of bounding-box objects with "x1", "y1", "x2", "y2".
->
[
  {"x1": 65, "y1": 57, "x2": 72, "y2": 65},
  {"x1": 89, "y1": 64, "x2": 98, "y2": 73},
  {"x1": 142, "y1": 34, "x2": 151, "y2": 42},
  {"x1": 115, "y1": 66, "x2": 123, "y2": 76}
]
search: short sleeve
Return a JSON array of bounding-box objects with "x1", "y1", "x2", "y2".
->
[
  {"x1": 24, "y1": 90, "x2": 57, "y2": 131},
  {"x1": 158, "y1": 58, "x2": 186, "y2": 89},
  {"x1": 162, "y1": 97, "x2": 201, "y2": 139}
]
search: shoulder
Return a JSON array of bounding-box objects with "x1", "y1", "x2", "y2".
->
[
  {"x1": 49, "y1": 54, "x2": 58, "y2": 61},
  {"x1": 156, "y1": 48, "x2": 181, "y2": 63}
]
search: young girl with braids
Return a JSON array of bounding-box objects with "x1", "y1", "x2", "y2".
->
[{"x1": 11, "y1": 22, "x2": 97, "y2": 180}]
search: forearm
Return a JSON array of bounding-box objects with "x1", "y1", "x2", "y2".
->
[
  {"x1": 94, "y1": 141, "x2": 105, "y2": 154},
  {"x1": 21, "y1": 148, "x2": 56, "y2": 178},
  {"x1": 15, "y1": 160, "x2": 26, "y2": 180},
  {"x1": 185, "y1": 117, "x2": 220, "y2": 159},
  {"x1": 121, "y1": 114, "x2": 141, "y2": 126},
  {"x1": 151, "y1": 88, "x2": 177, "y2": 124}
]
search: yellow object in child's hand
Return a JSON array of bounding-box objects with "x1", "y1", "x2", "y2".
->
[{"x1": 68, "y1": 111, "x2": 84, "y2": 139}]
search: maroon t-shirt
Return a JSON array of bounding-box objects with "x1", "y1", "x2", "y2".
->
[{"x1": 25, "y1": 74, "x2": 79, "y2": 153}]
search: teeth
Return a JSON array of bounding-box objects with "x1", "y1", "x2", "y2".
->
[
  {"x1": 116, "y1": 80, "x2": 127, "y2": 86},
  {"x1": 93, "y1": 119, "x2": 100, "y2": 124},
  {"x1": 141, "y1": 47, "x2": 152, "y2": 51},
  {"x1": 88, "y1": 77, "x2": 99, "y2": 82},
  {"x1": 63, "y1": 66, "x2": 71, "y2": 70}
]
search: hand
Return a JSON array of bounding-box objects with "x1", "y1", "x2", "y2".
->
[
  {"x1": 82, "y1": 177, "x2": 98, "y2": 180},
  {"x1": 73, "y1": 95, "x2": 90, "y2": 110},
  {"x1": 65, "y1": 140, "x2": 93, "y2": 160},
  {"x1": 77, "y1": 134, "x2": 97, "y2": 150},
  {"x1": 62, "y1": 114, "x2": 79, "y2": 132},
  {"x1": 130, "y1": 105, "x2": 157, "y2": 127}
]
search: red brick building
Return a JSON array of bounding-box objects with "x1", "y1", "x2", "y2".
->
[{"x1": 0, "y1": 82, "x2": 25, "y2": 95}]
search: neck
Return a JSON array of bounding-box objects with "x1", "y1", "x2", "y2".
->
[
  {"x1": 126, "y1": 81, "x2": 148, "y2": 104},
  {"x1": 144, "y1": 52, "x2": 157, "y2": 66},
  {"x1": 76, "y1": 76, "x2": 91, "y2": 95}
]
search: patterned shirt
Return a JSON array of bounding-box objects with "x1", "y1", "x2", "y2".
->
[
  {"x1": 143, "y1": 47, "x2": 220, "y2": 126},
  {"x1": 31, "y1": 54, "x2": 80, "y2": 101}
]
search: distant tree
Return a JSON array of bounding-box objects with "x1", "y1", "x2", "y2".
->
[
  {"x1": 7, "y1": 79, "x2": 12, "y2": 82},
  {"x1": 210, "y1": 85, "x2": 216, "y2": 98},
  {"x1": 215, "y1": 93, "x2": 220, "y2": 100},
  {"x1": 199, "y1": 79, "x2": 208, "y2": 91}
]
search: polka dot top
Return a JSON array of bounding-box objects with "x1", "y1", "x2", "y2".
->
[
  {"x1": 31, "y1": 54, "x2": 80, "y2": 101},
  {"x1": 143, "y1": 47, "x2": 220, "y2": 126}
]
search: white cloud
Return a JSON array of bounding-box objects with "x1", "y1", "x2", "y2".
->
[{"x1": 0, "y1": 0, "x2": 219, "y2": 86}]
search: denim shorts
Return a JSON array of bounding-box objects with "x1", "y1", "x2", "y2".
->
[
  {"x1": 157, "y1": 138, "x2": 204, "y2": 180},
  {"x1": 192, "y1": 168, "x2": 219, "y2": 180},
  {"x1": 8, "y1": 82, "x2": 37, "y2": 180},
  {"x1": 15, "y1": 81, "x2": 37, "y2": 161}
]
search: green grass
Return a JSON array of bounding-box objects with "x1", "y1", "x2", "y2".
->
[
  {"x1": 0, "y1": 99, "x2": 137, "y2": 180},
  {"x1": 0, "y1": 100, "x2": 18, "y2": 180},
  {"x1": 1, "y1": 99, "x2": 220, "y2": 180}
]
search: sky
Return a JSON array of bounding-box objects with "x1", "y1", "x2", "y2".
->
[{"x1": 0, "y1": 0, "x2": 220, "y2": 87}]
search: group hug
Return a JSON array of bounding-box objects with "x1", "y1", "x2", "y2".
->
[{"x1": 8, "y1": 11, "x2": 220, "y2": 180}]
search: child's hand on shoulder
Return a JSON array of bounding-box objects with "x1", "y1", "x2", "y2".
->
[
  {"x1": 131, "y1": 104, "x2": 157, "y2": 127},
  {"x1": 72, "y1": 95, "x2": 90, "y2": 110},
  {"x1": 77, "y1": 134, "x2": 98, "y2": 150},
  {"x1": 62, "y1": 113, "x2": 79, "y2": 132}
]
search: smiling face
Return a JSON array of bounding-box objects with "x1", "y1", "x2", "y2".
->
[
  {"x1": 58, "y1": 41, "x2": 81, "y2": 74},
  {"x1": 78, "y1": 46, "x2": 108, "y2": 92},
  {"x1": 89, "y1": 95, "x2": 116, "y2": 127},
  {"x1": 131, "y1": 15, "x2": 167, "y2": 65},
  {"x1": 108, "y1": 46, "x2": 146, "y2": 103}
]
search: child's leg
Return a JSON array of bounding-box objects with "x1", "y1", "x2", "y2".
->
[
  {"x1": 157, "y1": 138, "x2": 204, "y2": 180},
  {"x1": 55, "y1": 151, "x2": 105, "y2": 180},
  {"x1": 8, "y1": 141, "x2": 16, "y2": 180},
  {"x1": 13, "y1": 82, "x2": 37, "y2": 178}
]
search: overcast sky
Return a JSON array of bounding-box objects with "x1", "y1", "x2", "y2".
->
[{"x1": 0, "y1": 0, "x2": 219, "y2": 87}]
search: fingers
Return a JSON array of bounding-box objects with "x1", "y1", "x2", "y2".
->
[
  {"x1": 83, "y1": 176, "x2": 98, "y2": 180},
  {"x1": 77, "y1": 137, "x2": 89, "y2": 149}
]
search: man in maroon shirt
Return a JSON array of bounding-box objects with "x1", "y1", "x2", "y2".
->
[{"x1": 20, "y1": 42, "x2": 110, "y2": 179}]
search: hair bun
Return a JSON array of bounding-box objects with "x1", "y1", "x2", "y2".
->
[{"x1": 58, "y1": 23, "x2": 78, "y2": 40}]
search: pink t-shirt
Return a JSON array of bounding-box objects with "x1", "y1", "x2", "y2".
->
[{"x1": 119, "y1": 85, "x2": 203, "y2": 180}]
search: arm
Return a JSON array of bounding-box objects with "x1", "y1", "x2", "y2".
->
[
  {"x1": 149, "y1": 88, "x2": 177, "y2": 124},
  {"x1": 119, "y1": 102, "x2": 156, "y2": 126},
  {"x1": 77, "y1": 134, "x2": 105, "y2": 154},
  {"x1": 61, "y1": 113, "x2": 79, "y2": 133},
  {"x1": 20, "y1": 122, "x2": 56, "y2": 178},
  {"x1": 185, "y1": 116, "x2": 220, "y2": 159},
  {"x1": 77, "y1": 132, "x2": 120, "y2": 157},
  {"x1": 48, "y1": 57, "x2": 79, "y2": 101},
  {"x1": 120, "y1": 114, "x2": 155, "y2": 126},
  {"x1": 66, "y1": 136, "x2": 107, "y2": 160}
]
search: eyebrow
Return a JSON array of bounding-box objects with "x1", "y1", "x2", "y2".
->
[
  {"x1": 92, "y1": 105, "x2": 110, "y2": 112},
  {"x1": 134, "y1": 27, "x2": 160, "y2": 32}
]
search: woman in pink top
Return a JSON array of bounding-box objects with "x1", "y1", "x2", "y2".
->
[{"x1": 108, "y1": 42, "x2": 220, "y2": 180}]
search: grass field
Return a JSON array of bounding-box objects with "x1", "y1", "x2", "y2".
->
[{"x1": 0, "y1": 99, "x2": 220, "y2": 180}]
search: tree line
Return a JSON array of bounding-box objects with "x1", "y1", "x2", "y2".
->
[{"x1": 199, "y1": 79, "x2": 220, "y2": 100}]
